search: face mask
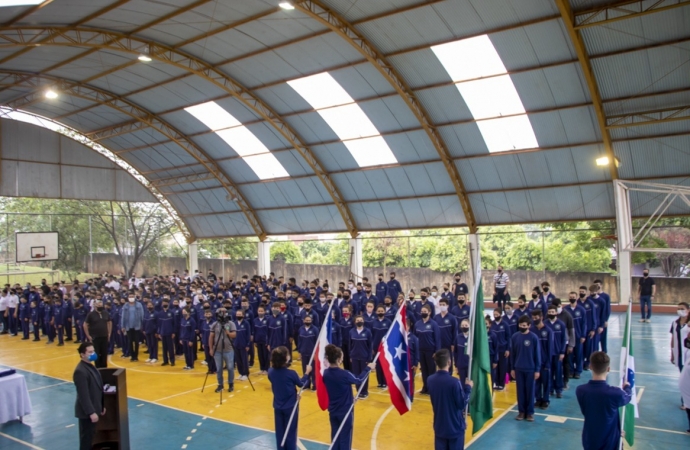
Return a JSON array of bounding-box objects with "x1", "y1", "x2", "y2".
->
[
  {"x1": 547, "y1": 314, "x2": 557, "y2": 320},
  {"x1": 272, "y1": 309, "x2": 280, "y2": 316},
  {"x1": 203, "y1": 306, "x2": 210, "y2": 310},
  {"x1": 377, "y1": 312, "x2": 385, "y2": 318},
  {"x1": 421, "y1": 312, "x2": 429, "y2": 319},
  {"x1": 455, "y1": 278, "x2": 460, "y2": 282},
  {"x1": 365, "y1": 290, "x2": 371, "y2": 294},
  {"x1": 304, "y1": 322, "x2": 312, "y2": 326},
  {"x1": 543, "y1": 287, "x2": 549, "y2": 292},
  {"x1": 579, "y1": 293, "x2": 586, "y2": 298},
  {"x1": 384, "y1": 301, "x2": 392, "y2": 306},
  {"x1": 342, "y1": 297, "x2": 349, "y2": 301},
  {"x1": 458, "y1": 299, "x2": 465, "y2": 304},
  {"x1": 88, "y1": 353, "x2": 98, "y2": 362},
  {"x1": 128, "y1": 298, "x2": 135, "y2": 303},
  {"x1": 390, "y1": 276, "x2": 395, "y2": 280},
  {"x1": 97, "y1": 306, "x2": 104, "y2": 312},
  {"x1": 531, "y1": 294, "x2": 538, "y2": 299},
  {"x1": 533, "y1": 319, "x2": 541, "y2": 325},
  {"x1": 421, "y1": 295, "x2": 427, "y2": 300},
  {"x1": 505, "y1": 309, "x2": 512, "y2": 316},
  {"x1": 378, "y1": 278, "x2": 383, "y2": 282},
  {"x1": 147, "y1": 307, "x2": 153, "y2": 311},
  {"x1": 498, "y1": 269, "x2": 502, "y2": 273},
  {"x1": 431, "y1": 291, "x2": 437, "y2": 296},
  {"x1": 494, "y1": 316, "x2": 501, "y2": 322},
  {"x1": 678, "y1": 310, "x2": 688, "y2": 318},
  {"x1": 356, "y1": 322, "x2": 364, "y2": 328},
  {"x1": 461, "y1": 326, "x2": 469, "y2": 333},
  {"x1": 569, "y1": 299, "x2": 577, "y2": 303},
  {"x1": 343, "y1": 312, "x2": 350, "y2": 318},
  {"x1": 557, "y1": 307, "x2": 562, "y2": 314},
  {"x1": 439, "y1": 305, "x2": 448, "y2": 313},
  {"x1": 298, "y1": 302, "x2": 304, "y2": 306},
  {"x1": 643, "y1": 273, "x2": 649, "y2": 277},
  {"x1": 520, "y1": 327, "x2": 529, "y2": 334},
  {"x1": 236, "y1": 316, "x2": 243, "y2": 321}
]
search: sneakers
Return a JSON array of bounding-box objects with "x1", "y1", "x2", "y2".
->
[
  {"x1": 183, "y1": 366, "x2": 192, "y2": 370},
  {"x1": 556, "y1": 393, "x2": 563, "y2": 399},
  {"x1": 645, "y1": 319, "x2": 651, "y2": 323},
  {"x1": 238, "y1": 375, "x2": 248, "y2": 381},
  {"x1": 358, "y1": 394, "x2": 368, "y2": 399},
  {"x1": 57, "y1": 343, "x2": 64, "y2": 346},
  {"x1": 573, "y1": 374, "x2": 581, "y2": 379},
  {"x1": 515, "y1": 413, "x2": 525, "y2": 421},
  {"x1": 526, "y1": 415, "x2": 535, "y2": 422},
  {"x1": 540, "y1": 403, "x2": 549, "y2": 410},
  {"x1": 161, "y1": 362, "x2": 170, "y2": 366},
  {"x1": 215, "y1": 386, "x2": 223, "y2": 393},
  {"x1": 150, "y1": 359, "x2": 158, "y2": 363},
  {"x1": 146, "y1": 359, "x2": 152, "y2": 363},
  {"x1": 228, "y1": 385, "x2": 234, "y2": 392},
  {"x1": 638, "y1": 319, "x2": 646, "y2": 323},
  {"x1": 201, "y1": 361, "x2": 208, "y2": 366}
]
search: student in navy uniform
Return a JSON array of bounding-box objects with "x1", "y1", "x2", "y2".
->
[
  {"x1": 253, "y1": 306, "x2": 269, "y2": 374},
  {"x1": 428, "y1": 349, "x2": 473, "y2": 450},
  {"x1": 30, "y1": 300, "x2": 40, "y2": 341},
  {"x1": 406, "y1": 319, "x2": 420, "y2": 401},
  {"x1": 233, "y1": 309, "x2": 252, "y2": 380},
  {"x1": 453, "y1": 319, "x2": 470, "y2": 386},
  {"x1": 530, "y1": 310, "x2": 553, "y2": 409},
  {"x1": 330, "y1": 311, "x2": 342, "y2": 350},
  {"x1": 18, "y1": 296, "x2": 30, "y2": 340},
  {"x1": 450, "y1": 294, "x2": 470, "y2": 324},
  {"x1": 490, "y1": 308, "x2": 511, "y2": 391},
  {"x1": 510, "y1": 315, "x2": 541, "y2": 421},
  {"x1": 579, "y1": 286, "x2": 598, "y2": 371},
  {"x1": 434, "y1": 298, "x2": 458, "y2": 373},
  {"x1": 545, "y1": 304, "x2": 567, "y2": 399},
  {"x1": 362, "y1": 302, "x2": 376, "y2": 330},
  {"x1": 64, "y1": 296, "x2": 74, "y2": 342},
  {"x1": 179, "y1": 308, "x2": 196, "y2": 370},
  {"x1": 576, "y1": 351, "x2": 632, "y2": 450},
  {"x1": 156, "y1": 300, "x2": 176, "y2": 366},
  {"x1": 297, "y1": 315, "x2": 318, "y2": 390},
  {"x1": 484, "y1": 316, "x2": 499, "y2": 388},
  {"x1": 565, "y1": 292, "x2": 586, "y2": 378},
  {"x1": 371, "y1": 305, "x2": 392, "y2": 389},
  {"x1": 452, "y1": 273, "x2": 469, "y2": 298},
  {"x1": 552, "y1": 297, "x2": 575, "y2": 389},
  {"x1": 73, "y1": 300, "x2": 88, "y2": 344},
  {"x1": 268, "y1": 346, "x2": 311, "y2": 450},
  {"x1": 322, "y1": 344, "x2": 375, "y2": 450},
  {"x1": 199, "y1": 309, "x2": 217, "y2": 374},
  {"x1": 593, "y1": 279, "x2": 611, "y2": 353},
  {"x1": 588, "y1": 284, "x2": 606, "y2": 356},
  {"x1": 143, "y1": 302, "x2": 158, "y2": 363},
  {"x1": 54, "y1": 297, "x2": 67, "y2": 346},
  {"x1": 339, "y1": 305, "x2": 354, "y2": 371},
  {"x1": 267, "y1": 303, "x2": 288, "y2": 352},
  {"x1": 415, "y1": 304, "x2": 441, "y2": 394},
  {"x1": 527, "y1": 288, "x2": 548, "y2": 318},
  {"x1": 349, "y1": 314, "x2": 373, "y2": 399},
  {"x1": 375, "y1": 274, "x2": 387, "y2": 304}
]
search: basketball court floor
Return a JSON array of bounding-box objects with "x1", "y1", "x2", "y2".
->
[{"x1": 0, "y1": 312, "x2": 687, "y2": 449}]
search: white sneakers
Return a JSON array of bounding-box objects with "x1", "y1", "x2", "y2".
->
[
  {"x1": 145, "y1": 358, "x2": 152, "y2": 363},
  {"x1": 201, "y1": 361, "x2": 208, "y2": 366},
  {"x1": 150, "y1": 359, "x2": 158, "y2": 363}
]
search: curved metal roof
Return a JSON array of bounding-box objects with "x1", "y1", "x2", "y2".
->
[{"x1": 0, "y1": 0, "x2": 688, "y2": 241}]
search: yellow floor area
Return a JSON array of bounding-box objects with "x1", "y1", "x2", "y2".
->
[{"x1": 0, "y1": 335, "x2": 516, "y2": 449}]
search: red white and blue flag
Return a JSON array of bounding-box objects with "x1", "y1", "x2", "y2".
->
[
  {"x1": 314, "y1": 308, "x2": 333, "y2": 411},
  {"x1": 377, "y1": 304, "x2": 413, "y2": 415}
]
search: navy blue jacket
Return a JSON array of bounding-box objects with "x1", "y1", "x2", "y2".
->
[
  {"x1": 179, "y1": 316, "x2": 196, "y2": 341},
  {"x1": 565, "y1": 303, "x2": 587, "y2": 339},
  {"x1": 156, "y1": 309, "x2": 176, "y2": 336},
  {"x1": 428, "y1": 370, "x2": 472, "y2": 439},
  {"x1": 349, "y1": 327, "x2": 373, "y2": 361},
  {"x1": 143, "y1": 309, "x2": 157, "y2": 334},
  {"x1": 545, "y1": 318, "x2": 567, "y2": 356},
  {"x1": 297, "y1": 325, "x2": 318, "y2": 356},
  {"x1": 386, "y1": 279, "x2": 402, "y2": 300},
  {"x1": 414, "y1": 319, "x2": 441, "y2": 352},
  {"x1": 408, "y1": 332, "x2": 420, "y2": 367},
  {"x1": 253, "y1": 316, "x2": 268, "y2": 344},
  {"x1": 375, "y1": 282, "x2": 388, "y2": 303},
  {"x1": 580, "y1": 298, "x2": 599, "y2": 333},
  {"x1": 490, "y1": 319, "x2": 512, "y2": 352},
  {"x1": 453, "y1": 333, "x2": 469, "y2": 370},
  {"x1": 487, "y1": 330, "x2": 498, "y2": 364},
  {"x1": 268, "y1": 367, "x2": 310, "y2": 410},
  {"x1": 372, "y1": 317, "x2": 392, "y2": 354},
  {"x1": 323, "y1": 366, "x2": 372, "y2": 416},
  {"x1": 433, "y1": 313, "x2": 458, "y2": 349},
  {"x1": 233, "y1": 319, "x2": 252, "y2": 348},
  {"x1": 267, "y1": 314, "x2": 287, "y2": 348},
  {"x1": 450, "y1": 304, "x2": 470, "y2": 323},
  {"x1": 510, "y1": 331, "x2": 541, "y2": 372},
  {"x1": 530, "y1": 324, "x2": 554, "y2": 368},
  {"x1": 576, "y1": 381, "x2": 632, "y2": 450}
]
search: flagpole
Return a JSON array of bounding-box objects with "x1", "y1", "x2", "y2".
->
[
  {"x1": 328, "y1": 304, "x2": 405, "y2": 450},
  {"x1": 280, "y1": 299, "x2": 336, "y2": 447},
  {"x1": 619, "y1": 299, "x2": 632, "y2": 450},
  {"x1": 465, "y1": 241, "x2": 481, "y2": 416}
]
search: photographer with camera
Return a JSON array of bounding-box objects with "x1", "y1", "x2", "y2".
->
[{"x1": 209, "y1": 307, "x2": 237, "y2": 393}]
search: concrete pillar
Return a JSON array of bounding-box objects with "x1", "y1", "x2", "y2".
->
[
  {"x1": 258, "y1": 241, "x2": 271, "y2": 276},
  {"x1": 614, "y1": 181, "x2": 632, "y2": 305},
  {"x1": 349, "y1": 236, "x2": 363, "y2": 281},
  {"x1": 188, "y1": 240, "x2": 198, "y2": 275},
  {"x1": 467, "y1": 233, "x2": 481, "y2": 301}
]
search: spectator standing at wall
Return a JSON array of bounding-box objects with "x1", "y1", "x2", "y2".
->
[{"x1": 638, "y1": 269, "x2": 656, "y2": 323}]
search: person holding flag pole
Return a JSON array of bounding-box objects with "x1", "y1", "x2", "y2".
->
[
  {"x1": 279, "y1": 299, "x2": 336, "y2": 448},
  {"x1": 618, "y1": 299, "x2": 638, "y2": 448},
  {"x1": 327, "y1": 304, "x2": 410, "y2": 449}
]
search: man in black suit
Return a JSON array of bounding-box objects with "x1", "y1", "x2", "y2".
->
[{"x1": 73, "y1": 342, "x2": 105, "y2": 450}]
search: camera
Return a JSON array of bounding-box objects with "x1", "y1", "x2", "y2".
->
[{"x1": 215, "y1": 309, "x2": 229, "y2": 324}]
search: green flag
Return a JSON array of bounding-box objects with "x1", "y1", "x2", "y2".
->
[
  {"x1": 620, "y1": 302, "x2": 638, "y2": 446},
  {"x1": 469, "y1": 279, "x2": 493, "y2": 433}
]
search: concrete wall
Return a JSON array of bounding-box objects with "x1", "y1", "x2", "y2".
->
[{"x1": 86, "y1": 254, "x2": 688, "y2": 305}]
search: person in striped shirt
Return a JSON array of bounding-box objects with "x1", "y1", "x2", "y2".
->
[{"x1": 493, "y1": 266, "x2": 510, "y2": 310}]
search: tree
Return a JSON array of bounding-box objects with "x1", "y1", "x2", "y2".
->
[
  {"x1": 362, "y1": 232, "x2": 406, "y2": 270},
  {"x1": 651, "y1": 228, "x2": 690, "y2": 277},
  {"x1": 504, "y1": 240, "x2": 543, "y2": 270},
  {"x1": 270, "y1": 241, "x2": 303, "y2": 263},
  {"x1": 80, "y1": 201, "x2": 176, "y2": 277}
]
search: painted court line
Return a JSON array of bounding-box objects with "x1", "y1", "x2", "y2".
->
[
  {"x1": 466, "y1": 402, "x2": 518, "y2": 448},
  {"x1": 28, "y1": 381, "x2": 70, "y2": 392},
  {"x1": 153, "y1": 387, "x2": 203, "y2": 402},
  {"x1": 371, "y1": 405, "x2": 395, "y2": 450},
  {"x1": 0, "y1": 432, "x2": 44, "y2": 449}
]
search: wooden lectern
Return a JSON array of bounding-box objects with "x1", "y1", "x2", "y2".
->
[{"x1": 93, "y1": 368, "x2": 130, "y2": 450}]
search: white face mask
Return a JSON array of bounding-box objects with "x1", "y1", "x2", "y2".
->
[
  {"x1": 128, "y1": 298, "x2": 134, "y2": 303},
  {"x1": 556, "y1": 307, "x2": 563, "y2": 314},
  {"x1": 678, "y1": 310, "x2": 688, "y2": 318},
  {"x1": 439, "y1": 305, "x2": 448, "y2": 313},
  {"x1": 431, "y1": 291, "x2": 437, "y2": 296}
]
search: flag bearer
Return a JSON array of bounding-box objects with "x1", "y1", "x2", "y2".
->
[{"x1": 297, "y1": 315, "x2": 318, "y2": 390}]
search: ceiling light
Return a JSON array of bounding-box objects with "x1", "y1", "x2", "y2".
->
[
  {"x1": 45, "y1": 89, "x2": 58, "y2": 99},
  {"x1": 279, "y1": 1, "x2": 295, "y2": 10},
  {"x1": 596, "y1": 156, "x2": 610, "y2": 166},
  {"x1": 138, "y1": 54, "x2": 152, "y2": 62}
]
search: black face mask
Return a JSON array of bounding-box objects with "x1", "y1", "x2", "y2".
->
[
  {"x1": 421, "y1": 313, "x2": 429, "y2": 319},
  {"x1": 384, "y1": 301, "x2": 392, "y2": 306},
  {"x1": 342, "y1": 297, "x2": 349, "y2": 301},
  {"x1": 520, "y1": 327, "x2": 529, "y2": 334},
  {"x1": 377, "y1": 313, "x2": 385, "y2": 318},
  {"x1": 356, "y1": 322, "x2": 364, "y2": 328},
  {"x1": 547, "y1": 314, "x2": 557, "y2": 320},
  {"x1": 97, "y1": 306, "x2": 104, "y2": 312},
  {"x1": 569, "y1": 299, "x2": 577, "y2": 303},
  {"x1": 298, "y1": 302, "x2": 304, "y2": 306},
  {"x1": 461, "y1": 326, "x2": 469, "y2": 333},
  {"x1": 304, "y1": 322, "x2": 312, "y2": 326},
  {"x1": 543, "y1": 287, "x2": 549, "y2": 292},
  {"x1": 203, "y1": 306, "x2": 210, "y2": 310},
  {"x1": 579, "y1": 293, "x2": 586, "y2": 298},
  {"x1": 458, "y1": 299, "x2": 465, "y2": 304},
  {"x1": 531, "y1": 294, "x2": 538, "y2": 299},
  {"x1": 643, "y1": 273, "x2": 649, "y2": 277},
  {"x1": 533, "y1": 319, "x2": 541, "y2": 325}
]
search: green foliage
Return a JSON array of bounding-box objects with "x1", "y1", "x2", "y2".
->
[
  {"x1": 504, "y1": 240, "x2": 542, "y2": 270},
  {"x1": 198, "y1": 238, "x2": 258, "y2": 261},
  {"x1": 270, "y1": 241, "x2": 303, "y2": 263}
]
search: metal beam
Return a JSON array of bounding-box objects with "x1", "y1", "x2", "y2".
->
[
  {"x1": 557, "y1": 0, "x2": 619, "y2": 180},
  {"x1": 575, "y1": 0, "x2": 690, "y2": 29},
  {"x1": 606, "y1": 105, "x2": 690, "y2": 128},
  {"x1": 150, "y1": 173, "x2": 217, "y2": 189},
  {"x1": 295, "y1": 0, "x2": 477, "y2": 233},
  {"x1": 84, "y1": 120, "x2": 148, "y2": 141},
  {"x1": 3, "y1": 0, "x2": 55, "y2": 26},
  {"x1": 0, "y1": 70, "x2": 267, "y2": 240},
  {"x1": 0, "y1": 26, "x2": 359, "y2": 238}
]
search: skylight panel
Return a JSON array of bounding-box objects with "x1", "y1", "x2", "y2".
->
[
  {"x1": 287, "y1": 72, "x2": 354, "y2": 109},
  {"x1": 432, "y1": 34, "x2": 539, "y2": 154},
  {"x1": 244, "y1": 153, "x2": 290, "y2": 180},
  {"x1": 0, "y1": 1, "x2": 44, "y2": 6},
  {"x1": 456, "y1": 75, "x2": 526, "y2": 120},
  {"x1": 318, "y1": 104, "x2": 379, "y2": 140},
  {"x1": 288, "y1": 71, "x2": 399, "y2": 168},
  {"x1": 216, "y1": 126, "x2": 270, "y2": 157},
  {"x1": 185, "y1": 101, "x2": 289, "y2": 180},
  {"x1": 184, "y1": 102, "x2": 241, "y2": 131},
  {"x1": 344, "y1": 136, "x2": 397, "y2": 167},
  {"x1": 477, "y1": 116, "x2": 539, "y2": 153},
  {"x1": 432, "y1": 35, "x2": 506, "y2": 82}
]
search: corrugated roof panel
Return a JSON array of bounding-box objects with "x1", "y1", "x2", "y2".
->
[
  {"x1": 83, "y1": 0, "x2": 191, "y2": 30},
  {"x1": 378, "y1": 166, "x2": 416, "y2": 198},
  {"x1": 324, "y1": 0, "x2": 422, "y2": 23},
  {"x1": 581, "y1": 8, "x2": 690, "y2": 55},
  {"x1": 460, "y1": 158, "x2": 505, "y2": 192},
  {"x1": 23, "y1": 0, "x2": 121, "y2": 25},
  {"x1": 383, "y1": 130, "x2": 440, "y2": 162},
  {"x1": 218, "y1": 158, "x2": 265, "y2": 184},
  {"x1": 416, "y1": 84, "x2": 473, "y2": 124},
  {"x1": 511, "y1": 63, "x2": 590, "y2": 110},
  {"x1": 123, "y1": 76, "x2": 227, "y2": 115},
  {"x1": 389, "y1": 49, "x2": 452, "y2": 90},
  {"x1": 471, "y1": 191, "x2": 527, "y2": 224},
  {"x1": 285, "y1": 111, "x2": 340, "y2": 145},
  {"x1": 615, "y1": 135, "x2": 690, "y2": 179},
  {"x1": 359, "y1": 96, "x2": 421, "y2": 133},
  {"x1": 609, "y1": 121, "x2": 690, "y2": 141},
  {"x1": 593, "y1": 45, "x2": 690, "y2": 100},
  {"x1": 257, "y1": 205, "x2": 345, "y2": 234},
  {"x1": 190, "y1": 133, "x2": 241, "y2": 161},
  {"x1": 8, "y1": 46, "x2": 108, "y2": 74},
  {"x1": 272, "y1": 150, "x2": 313, "y2": 178},
  {"x1": 310, "y1": 142, "x2": 355, "y2": 172},
  {"x1": 603, "y1": 89, "x2": 690, "y2": 116},
  {"x1": 225, "y1": 33, "x2": 366, "y2": 89},
  {"x1": 332, "y1": 171, "x2": 379, "y2": 202},
  {"x1": 186, "y1": 212, "x2": 255, "y2": 238},
  {"x1": 491, "y1": 19, "x2": 573, "y2": 71},
  {"x1": 529, "y1": 106, "x2": 601, "y2": 147},
  {"x1": 438, "y1": 122, "x2": 490, "y2": 157},
  {"x1": 424, "y1": 161, "x2": 456, "y2": 193},
  {"x1": 235, "y1": 9, "x2": 326, "y2": 48},
  {"x1": 168, "y1": 190, "x2": 241, "y2": 216}
]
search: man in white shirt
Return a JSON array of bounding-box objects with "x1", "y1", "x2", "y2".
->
[
  {"x1": 7, "y1": 289, "x2": 20, "y2": 336},
  {"x1": 105, "y1": 277, "x2": 120, "y2": 291},
  {"x1": 0, "y1": 290, "x2": 9, "y2": 334}
]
